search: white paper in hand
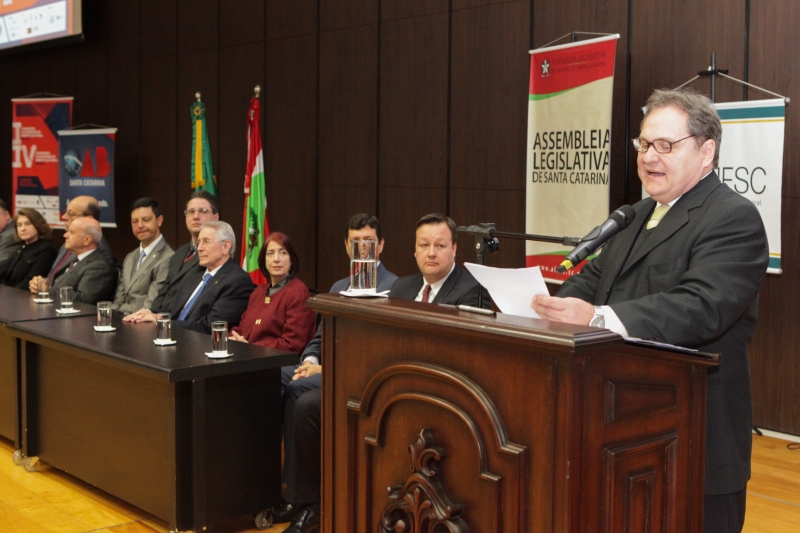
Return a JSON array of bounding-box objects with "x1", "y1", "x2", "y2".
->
[{"x1": 463, "y1": 263, "x2": 550, "y2": 318}]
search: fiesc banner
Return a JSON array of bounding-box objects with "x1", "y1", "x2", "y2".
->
[
  {"x1": 58, "y1": 128, "x2": 118, "y2": 228},
  {"x1": 525, "y1": 35, "x2": 619, "y2": 283}
]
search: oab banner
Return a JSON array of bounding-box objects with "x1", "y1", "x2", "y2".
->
[
  {"x1": 716, "y1": 99, "x2": 784, "y2": 274},
  {"x1": 11, "y1": 96, "x2": 73, "y2": 225},
  {"x1": 57, "y1": 128, "x2": 118, "y2": 228},
  {"x1": 525, "y1": 35, "x2": 619, "y2": 282}
]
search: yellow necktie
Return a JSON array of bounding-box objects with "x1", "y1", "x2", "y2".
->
[{"x1": 646, "y1": 205, "x2": 670, "y2": 230}]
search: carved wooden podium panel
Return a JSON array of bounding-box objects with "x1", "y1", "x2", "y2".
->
[{"x1": 308, "y1": 294, "x2": 717, "y2": 533}]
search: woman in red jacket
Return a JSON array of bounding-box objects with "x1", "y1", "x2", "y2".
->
[{"x1": 230, "y1": 232, "x2": 316, "y2": 353}]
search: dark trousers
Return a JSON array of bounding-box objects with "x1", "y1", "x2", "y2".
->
[
  {"x1": 283, "y1": 386, "x2": 322, "y2": 506},
  {"x1": 704, "y1": 488, "x2": 747, "y2": 533}
]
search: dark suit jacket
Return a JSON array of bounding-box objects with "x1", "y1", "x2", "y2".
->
[
  {"x1": 389, "y1": 262, "x2": 489, "y2": 308},
  {"x1": 150, "y1": 241, "x2": 203, "y2": 312},
  {"x1": 166, "y1": 259, "x2": 254, "y2": 334},
  {"x1": 300, "y1": 262, "x2": 399, "y2": 362},
  {"x1": 557, "y1": 172, "x2": 769, "y2": 495},
  {"x1": 0, "y1": 223, "x2": 21, "y2": 276},
  {"x1": 49, "y1": 248, "x2": 116, "y2": 304}
]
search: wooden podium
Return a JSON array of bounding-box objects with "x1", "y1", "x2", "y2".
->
[{"x1": 307, "y1": 294, "x2": 718, "y2": 533}]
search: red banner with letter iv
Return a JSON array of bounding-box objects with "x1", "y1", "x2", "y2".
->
[{"x1": 525, "y1": 35, "x2": 618, "y2": 282}]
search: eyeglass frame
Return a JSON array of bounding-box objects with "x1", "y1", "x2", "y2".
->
[
  {"x1": 631, "y1": 134, "x2": 695, "y2": 154},
  {"x1": 197, "y1": 237, "x2": 228, "y2": 248},
  {"x1": 184, "y1": 207, "x2": 213, "y2": 216}
]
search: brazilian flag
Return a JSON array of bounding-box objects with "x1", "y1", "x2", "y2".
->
[{"x1": 191, "y1": 100, "x2": 217, "y2": 196}]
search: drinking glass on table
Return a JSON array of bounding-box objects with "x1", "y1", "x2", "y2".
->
[
  {"x1": 37, "y1": 278, "x2": 49, "y2": 300},
  {"x1": 156, "y1": 313, "x2": 172, "y2": 341},
  {"x1": 211, "y1": 321, "x2": 228, "y2": 354},
  {"x1": 59, "y1": 286, "x2": 74, "y2": 310},
  {"x1": 97, "y1": 301, "x2": 112, "y2": 328}
]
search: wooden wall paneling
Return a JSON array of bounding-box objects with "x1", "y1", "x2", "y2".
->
[
  {"x1": 265, "y1": 35, "x2": 319, "y2": 289},
  {"x1": 21, "y1": 51, "x2": 52, "y2": 93},
  {"x1": 449, "y1": 188, "x2": 527, "y2": 269},
  {"x1": 140, "y1": 56, "x2": 179, "y2": 247},
  {"x1": 177, "y1": 0, "x2": 219, "y2": 55},
  {"x1": 320, "y1": 0, "x2": 378, "y2": 32},
  {"x1": 45, "y1": 48, "x2": 77, "y2": 101},
  {"x1": 628, "y1": 0, "x2": 746, "y2": 203},
  {"x1": 381, "y1": 0, "x2": 449, "y2": 20},
  {"x1": 378, "y1": 186, "x2": 449, "y2": 279},
  {"x1": 748, "y1": 0, "x2": 800, "y2": 198},
  {"x1": 317, "y1": 186, "x2": 377, "y2": 292},
  {"x1": 218, "y1": 43, "x2": 266, "y2": 251},
  {"x1": 267, "y1": 0, "x2": 319, "y2": 40},
  {"x1": 107, "y1": 0, "x2": 141, "y2": 66},
  {"x1": 379, "y1": 13, "x2": 449, "y2": 189},
  {"x1": 531, "y1": 0, "x2": 630, "y2": 211},
  {"x1": 748, "y1": 0, "x2": 800, "y2": 434},
  {"x1": 107, "y1": 62, "x2": 142, "y2": 256},
  {"x1": 219, "y1": 0, "x2": 266, "y2": 48},
  {"x1": 450, "y1": 1, "x2": 530, "y2": 194},
  {"x1": 318, "y1": 25, "x2": 379, "y2": 189},
  {"x1": 140, "y1": 0, "x2": 178, "y2": 60},
  {"x1": 0, "y1": 60, "x2": 28, "y2": 202},
  {"x1": 318, "y1": 21, "x2": 379, "y2": 289}
]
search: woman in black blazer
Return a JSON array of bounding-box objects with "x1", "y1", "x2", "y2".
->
[{"x1": 1, "y1": 208, "x2": 57, "y2": 289}]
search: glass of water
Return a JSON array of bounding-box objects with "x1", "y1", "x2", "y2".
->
[
  {"x1": 349, "y1": 239, "x2": 378, "y2": 293},
  {"x1": 37, "y1": 278, "x2": 49, "y2": 300},
  {"x1": 59, "y1": 286, "x2": 74, "y2": 310},
  {"x1": 97, "y1": 301, "x2": 112, "y2": 328},
  {"x1": 211, "y1": 321, "x2": 228, "y2": 354},
  {"x1": 156, "y1": 313, "x2": 172, "y2": 341}
]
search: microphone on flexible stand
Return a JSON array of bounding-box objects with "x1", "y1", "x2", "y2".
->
[{"x1": 556, "y1": 205, "x2": 636, "y2": 273}]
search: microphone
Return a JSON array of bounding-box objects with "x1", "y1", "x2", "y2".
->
[{"x1": 556, "y1": 205, "x2": 636, "y2": 273}]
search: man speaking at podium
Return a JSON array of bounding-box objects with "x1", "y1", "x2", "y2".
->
[{"x1": 532, "y1": 89, "x2": 768, "y2": 533}]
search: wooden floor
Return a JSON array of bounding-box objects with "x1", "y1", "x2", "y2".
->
[{"x1": 0, "y1": 435, "x2": 798, "y2": 532}]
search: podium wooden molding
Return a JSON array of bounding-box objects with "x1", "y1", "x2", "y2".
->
[{"x1": 308, "y1": 293, "x2": 717, "y2": 533}]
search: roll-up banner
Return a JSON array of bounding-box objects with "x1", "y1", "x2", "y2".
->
[
  {"x1": 58, "y1": 127, "x2": 118, "y2": 228},
  {"x1": 11, "y1": 96, "x2": 73, "y2": 225},
  {"x1": 525, "y1": 35, "x2": 619, "y2": 283},
  {"x1": 716, "y1": 99, "x2": 784, "y2": 274},
  {"x1": 639, "y1": 98, "x2": 785, "y2": 274}
]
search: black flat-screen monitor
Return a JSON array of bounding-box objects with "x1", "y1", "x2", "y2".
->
[{"x1": 0, "y1": 0, "x2": 82, "y2": 53}]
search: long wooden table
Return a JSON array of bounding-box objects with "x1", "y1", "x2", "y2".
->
[
  {"x1": 0, "y1": 286, "x2": 95, "y2": 446},
  {"x1": 2, "y1": 287, "x2": 297, "y2": 533}
]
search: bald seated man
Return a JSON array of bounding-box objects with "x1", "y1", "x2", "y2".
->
[{"x1": 44, "y1": 217, "x2": 116, "y2": 304}]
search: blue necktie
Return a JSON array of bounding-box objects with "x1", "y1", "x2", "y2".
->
[
  {"x1": 178, "y1": 273, "x2": 212, "y2": 320},
  {"x1": 135, "y1": 250, "x2": 146, "y2": 272}
]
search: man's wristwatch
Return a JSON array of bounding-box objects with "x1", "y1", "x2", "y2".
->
[{"x1": 589, "y1": 306, "x2": 605, "y2": 328}]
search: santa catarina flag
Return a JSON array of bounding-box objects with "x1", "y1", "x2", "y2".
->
[
  {"x1": 191, "y1": 100, "x2": 217, "y2": 196},
  {"x1": 525, "y1": 35, "x2": 619, "y2": 282},
  {"x1": 241, "y1": 96, "x2": 268, "y2": 284}
]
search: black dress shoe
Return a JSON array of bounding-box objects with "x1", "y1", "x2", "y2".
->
[
  {"x1": 271, "y1": 499, "x2": 300, "y2": 523},
  {"x1": 284, "y1": 505, "x2": 321, "y2": 533}
]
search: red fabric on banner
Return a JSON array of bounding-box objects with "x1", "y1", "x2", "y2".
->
[{"x1": 529, "y1": 38, "x2": 617, "y2": 96}]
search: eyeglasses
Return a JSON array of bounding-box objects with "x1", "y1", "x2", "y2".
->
[
  {"x1": 185, "y1": 208, "x2": 212, "y2": 216},
  {"x1": 197, "y1": 238, "x2": 225, "y2": 247},
  {"x1": 632, "y1": 135, "x2": 695, "y2": 154}
]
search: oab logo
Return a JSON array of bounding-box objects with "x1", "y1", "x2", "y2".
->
[
  {"x1": 63, "y1": 147, "x2": 111, "y2": 178},
  {"x1": 541, "y1": 59, "x2": 550, "y2": 77}
]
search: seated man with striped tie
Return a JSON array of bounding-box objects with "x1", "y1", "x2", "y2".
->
[
  {"x1": 28, "y1": 195, "x2": 115, "y2": 295},
  {"x1": 127, "y1": 220, "x2": 253, "y2": 334},
  {"x1": 112, "y1": 197, "x2": 175, "y2": 314},
  {"x1": 44, "y1": 217, "x2": 116, "y2": 304}
]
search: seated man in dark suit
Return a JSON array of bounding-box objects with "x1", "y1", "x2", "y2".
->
[
  {"x1": 129, "y1": 220, "x2": 253, "y2": 334},
  {"x1": 0, "y1": 198, "x2": 20, "y2": 276},
  {"x1": 28, "y1": 195, "x2": 115, "y2": 294},
  {"x1": 46, "y1": 217, "x2": 116, "y2": 304},
  {"x1": 276, "y1": 213, "x2": 487, "y2": 533},
  {"x1": 126, "y1": 190, "x2": 220, "y2": 321}
]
